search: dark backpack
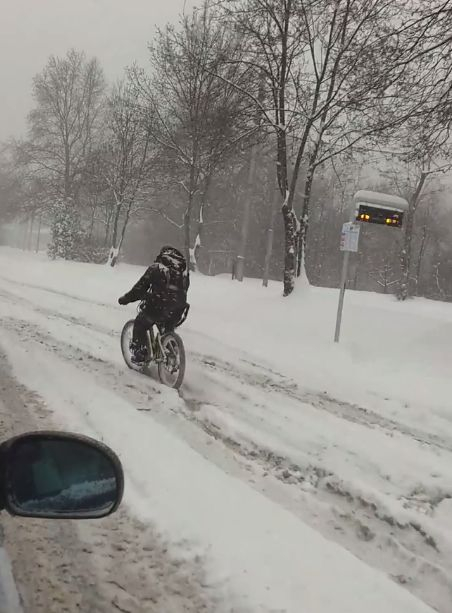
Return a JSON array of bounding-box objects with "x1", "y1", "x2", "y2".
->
[{"x1": 157, "y1": 247, "x2": 189, "y2": 294}]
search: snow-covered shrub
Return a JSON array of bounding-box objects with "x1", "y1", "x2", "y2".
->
[
  {"x1": 48, "y1": 198, "x2": 84, "y2": 261},
  {"x1": 48, "y1": 198, "x2": 109, "y2": 263}
]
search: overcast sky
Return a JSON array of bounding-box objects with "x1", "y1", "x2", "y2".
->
[{"x1": 0, "y1": 0, "x2": 193, "y2": 142}]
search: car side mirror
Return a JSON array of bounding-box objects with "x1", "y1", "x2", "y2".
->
[{"x1": 0, "y1": 432, "x2": 124, "y2": 519}]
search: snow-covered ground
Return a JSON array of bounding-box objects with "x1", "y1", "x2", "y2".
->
[{"x1": 0, "y1": 246, "x2": 451, "y2": 612}]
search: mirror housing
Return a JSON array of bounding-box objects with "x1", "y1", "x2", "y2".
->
[{"x1": 0, "y1": 432, "x2": 124, "y2": 519}]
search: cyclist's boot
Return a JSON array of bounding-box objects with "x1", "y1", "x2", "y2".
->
[{"x1": 130, "y1": 343, "x2": 148, "y2": 365}]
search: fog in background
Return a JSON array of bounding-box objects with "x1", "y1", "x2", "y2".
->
[
  {"x1": 0, "y1": 0, "x2": 451, "y2": 303},
  {"x1": 0, "y1": 0, "x2": 193, "y2": 141}
]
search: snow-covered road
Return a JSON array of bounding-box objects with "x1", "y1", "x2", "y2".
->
[
  {"x1": 0, "y1": 248, "x2": 451, "y2": 612},
  {"x1": 0, "y1": 349, "x2": 216, "y2": 613}
]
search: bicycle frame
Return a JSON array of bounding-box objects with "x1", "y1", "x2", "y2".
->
[
  {"x1": 136, "y1": 302, "x2": 189, "y2": 365},
  {"x1": 145, "y1": 325, "x2": 166, "y2": 363},
  {"x1": 122, "y1": 311, "x2": 185, "y2": 387}
]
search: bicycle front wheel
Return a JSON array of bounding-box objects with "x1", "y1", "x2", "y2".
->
[
  {"x1": 121, "y1": 319, "x2": 143, "y2": 372},
  {"x1": 157, "y1": 332, "x2": 186, "y2": 389}
]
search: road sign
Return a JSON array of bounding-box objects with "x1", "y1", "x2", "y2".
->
[
  {"x1": 353, "y1": 190, "x2": 409, "y2": 211},
  {"x1": 356, "y1": 204, "x2": 404, "y2": 227},
  {"x1": 340, "y1": 222, "x2": 360, "y2": 252},
  {"x1": 353, "y1": 190, "x2": 408, "y2": 229},
  {"x1": 335, "y1": 190, "x2": 408, "y2": 344}
]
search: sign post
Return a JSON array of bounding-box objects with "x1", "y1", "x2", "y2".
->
[
  {"x1": 334, "y1": 222, "x2": 360, "y2": 343},
  {"x1": 333, "y1": 190, "x2": 408, "y2": 344}
]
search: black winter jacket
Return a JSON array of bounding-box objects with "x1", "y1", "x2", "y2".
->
[{"x1": 122, "y1": 262, "x2": 188, "y2": 314}]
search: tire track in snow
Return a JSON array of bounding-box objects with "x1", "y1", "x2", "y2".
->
[
  {"x1": 0, "y1": 273, "x2": 115, "y2": 310},
  {"x1": 188, "y1": 353, "x2": 452, "y2": 453},
  {"x1": 179, "y1": 376, "x2": 452, "y2": 613},
  {"x1": 1, "y1": 280, "x2": 449, "y2": 453}
]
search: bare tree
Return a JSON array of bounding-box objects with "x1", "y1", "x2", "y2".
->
[
  {"x1": 386, "y1": 117, "x2": 452, "y2": 300},
  {"x1": 219, "y1": 0, "x2": 452, "y2": 295},
  {"x1": 92, "y1": 81, "x2": 153, "y2": 266},
  {"x1": 0, "y1": 144, "x2": 53, "y2": 251},
  {"x1": 413, "y1": 194, "x2": 436, "y2": 295},
  {"x1": 0, "y1": 145, "x2": 23, "y2": 224},
  {"x1": 19, "y1": 49, "x2": 105, "y2": 201},
  {"x1": 398, "y1": 169, "x2": 450, "y2": 300},
  {"x1": 130, "y1": 3, "x2": 254, "y2": 270},
  {"x1": 220, "y1": 0, "x2": 307, "y2": 294}
]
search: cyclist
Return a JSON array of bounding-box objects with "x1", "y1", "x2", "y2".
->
[{"x1": 118, "y1": 246, "x2": 189, "y2": 364}]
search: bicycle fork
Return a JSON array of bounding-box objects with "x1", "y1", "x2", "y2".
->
[{"x1": 146, "y1": 328, "x2": 166, "y2": 362}]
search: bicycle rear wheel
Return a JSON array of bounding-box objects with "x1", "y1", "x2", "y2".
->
[{"x1": 157, "y1": 332, "x2": 186, "y2": 389}]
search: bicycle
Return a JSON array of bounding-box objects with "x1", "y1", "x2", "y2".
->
[{"x1": 120, "y1": 304, "x2": 189, "y2": 390}]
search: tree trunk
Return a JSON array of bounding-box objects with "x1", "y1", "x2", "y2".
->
[
  {"x1": 383, "y1": 265, "x2": 388, "y2": 294},
  {"x1": 88, "y1": 205, "x2": 96, "y2": 240},
  {"x1": 236, "y1": 144, "x2": 258, "y2": 282},
  {"x1": 21, "y1": 222, "x2": 28, "y2": 250},
  {"x1": 282, "y1": 192, "x2": 298, "y2": 296},
  {"x1": 191, "y1": 203, "x2": 204, "y2": 273},
  {"x1": 108, "y1": 247, "x2": 119, "y2": 267},
  {"x1": 263, "y1": 184, "x2": 280, "y2": 287},
  {"x1": 312, "y1": 195, "x2": 327, "y2": 285},
  {"x1": 110, "y1": 197, "x2": 136, "y2": 268},
  {"x1": 280, "y1": 118, "x2": 315, "y2": 295},
  {"x1": 108, "y1": 200, "x2": 123, "y2": 267},
  {"x1": 184, "y1": 206, "x2": 192, "y2": 271},
  {"x1": 275, "y1": 123, "x2": 296, "y2": 296},
  {"x1": 398, "y1": 172, "x2": 427, "y2": 300},
  {"x1": 64, "y1": 140, "x2": 71, "y2": 200},
  {"x1": 184, "y1": 163, "x2": 197, "y2": 271},
  {"x1": 104, "y1": 220, "x2": 110, "y2": 247},
  {"x1": 27, "y1": 214, "x2": 35, "y2": 251},
  {"x1": 190, "y1": 177, "x2": 211, "y2": 273},
  {"x1": 297, "y1": 164, "x2": 316, "y2": 279},
  {"x1": 110, "y1": 205, "x2": 121, "y2": 251},
  {"x1": 36, "y1": 214, "x2": 42, "y2": 253},
  {"x1": 110, "y1": 201, "x2": 134, "y2": 267},
  {"x1": 433, "y1": 262, "x2": 444, "y2": 299},
  {"x1": 415, "y1": 222, "x2": 429, "y2": 296}
]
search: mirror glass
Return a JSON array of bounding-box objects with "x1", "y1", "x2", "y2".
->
[{"x1": 7, "y1": 437, "x2": 120, "y2": 518}]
